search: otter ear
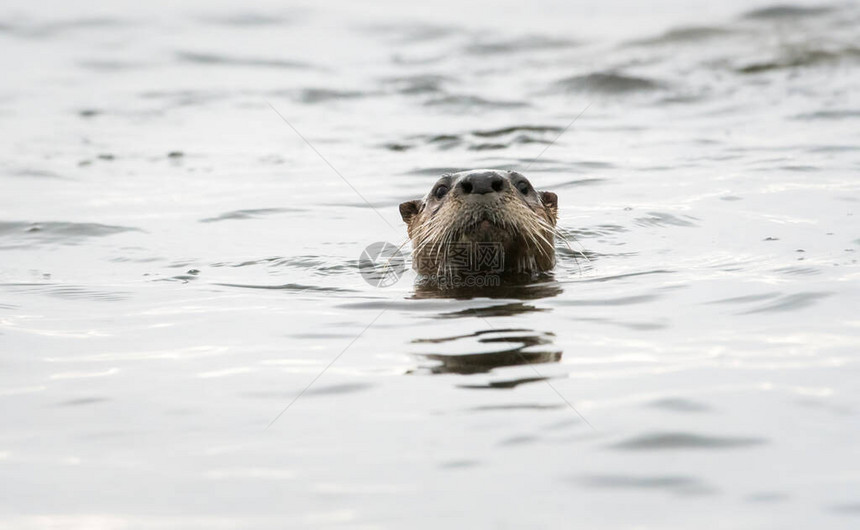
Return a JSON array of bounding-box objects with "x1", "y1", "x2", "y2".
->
[
  {"x1": 399, "y1": 200, "x2": 422, "y2": 224},
  {"x1": 539, "y1": 191, "x2": 558, "y2": 225}
]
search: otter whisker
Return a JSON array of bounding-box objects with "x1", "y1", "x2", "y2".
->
[
  {"x1": 554, "y1": 228, "x2": 591, "y2": 264},
  {"x1": 532, "y1": 214, "x2": 588, "y2": 265}
]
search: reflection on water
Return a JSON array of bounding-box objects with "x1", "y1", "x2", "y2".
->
[
  {"x1": 411, "y1": 328, "x2": 561, "y2": 375},
  {"x1": 1, "y1": 0, "x2": 859, "y2": 528},
  {"x1": 412, "y1": 277, "x2": 563, "y2": 302}
]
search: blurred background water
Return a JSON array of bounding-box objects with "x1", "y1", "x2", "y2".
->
[{"x1": 1, "y1": 0, "x2": 859, "y2": 528}]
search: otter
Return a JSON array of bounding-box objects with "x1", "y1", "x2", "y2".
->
[{"x1": 399, "y1": 169, "x2": 558, "y2": 282}]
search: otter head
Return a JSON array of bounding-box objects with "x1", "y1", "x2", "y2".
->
[{"x1": 399, "y1": 169, "x2": 558, "y2": 279}]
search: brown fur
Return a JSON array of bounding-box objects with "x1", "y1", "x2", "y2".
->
[{"x1": 399, "y1": 170, "x2": 558, "y2": 279}]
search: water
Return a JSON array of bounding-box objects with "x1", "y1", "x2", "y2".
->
[{"x1": 1, "y1": 0, "x2": 859, "y2": 528}]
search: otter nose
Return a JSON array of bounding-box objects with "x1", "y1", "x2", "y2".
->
[{"x1": 458, "y1": 173, "x2": 505, "y2": 195}]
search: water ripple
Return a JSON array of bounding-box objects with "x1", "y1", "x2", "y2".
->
[
  {"x1": 381, "y1": 74, "x2": 452, "y2": 95},
  {"x1": 577, "y1": 474, "x2": 717, "y2": 496},
  {"x1": 555, "y1": 294, "x2": 659, "y2": 307},
  {"x1": 629, "y1": 26, "x2": 735, "y2": 46},
  {"x1": 737, "y1": 47, "x2": 860, "y2": 74},
  {"x1": 176, "y1": 51, "x2": 312, "y2": 69},
  {"x1": 634, "y1": 212, "x2": 697, "y2": 228},
  {"x1": 610, "y1": 432, "x2": 767, "y2": 451},
  {"x1": 424, "y1": 94, "x2": 529, "y2": 110},
  {"x1": 647, "y1": 397, "x2": 714, "y2": 413},
  {"x1": 200, "y1": 208, "x2": 304, "y2": 223},
  {"x1": 197, "y1": 12, "x2": 297, "y2": 27},
  {"x1": 554, "y1": 72, "x2": 665, "y2": 94},
  {"x1": 1, "y1": 283, "x2": 130, "y2": 302},
  {"x1": 214, "y1": 282, "x2": 357, "y2": 293},
  {"x1": 464, "y1": 35, "x2": 578, "y2": 55},
  {"x1": 742, "y1": 5, "x2": 834, "y2": 20},
  {"x1": 0, "y1": 221, "x2": 140, "y2": 248},
  {"x1": 292, "y1": 88, "x2": 368, "y2": 104},
  {"x1": 740, "y1": 292, "x2": 832, "y2": 314}
]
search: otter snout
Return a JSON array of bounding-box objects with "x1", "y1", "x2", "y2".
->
[{"x1": 457, "y1": 172, "x2": 506, "y2": 195}]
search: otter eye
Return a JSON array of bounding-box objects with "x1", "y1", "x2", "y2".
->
[
  {"x1": 434, "y1": 184, "x2": 449, "y2": 200},
  {"x1": 516, "y1": 180, "x2": 531, "y2": 195}
]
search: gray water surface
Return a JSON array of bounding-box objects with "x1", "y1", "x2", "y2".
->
[{"x1": 1, "y1": 0, "x2": 859, "y2": 528}]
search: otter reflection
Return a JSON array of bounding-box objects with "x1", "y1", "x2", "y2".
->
[
  {"x1": 410, "y1": 275, "x2": 563, "y2": 302},
  {"x1": 411, "y1": 328, "x2": 561, "y2": 375}
]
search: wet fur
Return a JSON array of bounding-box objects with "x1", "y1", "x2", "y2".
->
[{"x1": 399, "y1": 170, "x2": 558, "y2": 280}]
